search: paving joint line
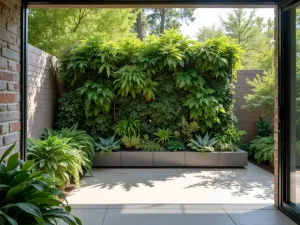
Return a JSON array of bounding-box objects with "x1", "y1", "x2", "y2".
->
[
  {"x1": 101, "y1": 205, "x2": 109, "y2": 225},
  {"x1": 220, "y1": 204, "x2": 237, "y2": 225}
]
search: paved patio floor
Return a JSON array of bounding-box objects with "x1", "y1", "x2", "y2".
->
[{"x1": 67, "y1": 163, "x2": 297, "y2": 225}]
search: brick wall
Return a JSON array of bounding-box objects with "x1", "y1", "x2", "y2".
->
[
  {"x1": 234, "y1": 70, "x2": 265, "y2": 144},
  {"x1": 0, "y1": 0, "x2": 21, "y2": 155},
  {"x1": 27, "y1": 44, "x2": 58, "y2": 138}
]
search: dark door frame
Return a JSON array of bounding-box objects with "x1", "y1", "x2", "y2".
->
[{"x1": 22, "y1": 0, "x2": 299, "y2": 223}]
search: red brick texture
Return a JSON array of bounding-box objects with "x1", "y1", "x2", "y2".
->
[{"x1": 0, "y1": 0, "x2": 21, "y2": 156}]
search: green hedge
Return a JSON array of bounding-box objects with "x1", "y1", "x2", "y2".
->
[{"x1": 57, "y1": 29, "x2": 242, "y2": 138}]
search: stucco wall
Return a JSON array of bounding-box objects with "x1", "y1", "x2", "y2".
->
[
  {"x1": 234, "y1": 70, "x2": 265, "y2": 144},
  {"x1": 0, "y1": 0, "x2": 21, "y2": 155},
  {"x1": 27, "y1": 44, "x2": 58, "y2": 138}
]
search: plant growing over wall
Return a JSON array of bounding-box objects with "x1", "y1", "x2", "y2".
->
[
  {"x1": 0, "y1": 144, "x2": 82, "y2": 225},
  {"x1": 77, "y1": 80, "x2": 114, "y2": 117}
]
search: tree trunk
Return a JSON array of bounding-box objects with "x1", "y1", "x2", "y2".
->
[
  {"x1": 160, "y1": 8, "x2": 166, "y2": 34},
  {"x1": 136, "y1": 11, "x2": 143, "y2": 41}
]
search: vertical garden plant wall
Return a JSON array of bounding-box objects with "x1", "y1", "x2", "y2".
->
[{"x1": 57, "y1": 30, "x2": 242, "y2": 142}]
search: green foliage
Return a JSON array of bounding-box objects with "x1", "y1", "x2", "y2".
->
[
  {"x1": 214, "y1": 142, "x2": 238, "y2": 152},
  {"x1": 95, "y1": 136, "x2": 120, "y2": 155},
  {"x1": 56, "y1": 91, "x2": 84, "y2": 129},
  {"x1": 177, "y1": 117, "x2": 199, "y2": 142},
  {"x1": 43, "y1": 126, "x2": 95, "y2": 168},
  {"x1": 242, "y1": 71, "x2": 274, "y2": 116},
  {"x1": 29, "y1": 8, "x2": 137, "y2": 56},
  {"x1": 249, "y1": 136, "x2": 274, "y2": 165},
  {"x1": 140, "y1": 135, "x2": 165, "y2": 151},
  {"x1": 187, "y1": 133, "x2": 218, "y2": 152},
  {"x1": 59, "y1": 30, "x2": 242, "y2": 143},
  {"x1": 215, "y1": 125, "x2": 246, "y2": 146},
  {"x1": 121, "y1": 136, "x2": 142, "y2": 149},
  {"x1": 184, "y1": 88, "x2": 225, "y2": 132},
  {"x1": 196, "y1": 25, "x2": 224, "y2": 42},
  {"x1": 77, "y1": 80, "x2": 114, "y2": 117},
  {"x1": 114, "y1": 65, "x2": 157, "y2": 98},
  {"x1": 154, "y1": 128, "x2": 173, "y2": 145},
  {"x1": 114, "y1": 118, "x2": 141, "y2": 137},
  {"x1": 256, "y1": 117, "x2": 273, "y2": 137},
  {"x1": 27, "y1": 136, "x2": 89, "y2": 189},
  {"x1": 166, "y1": 140, "x2": 186, "y2": 151},
  {"x1": 0, "y1": 144, "x2": 81, "y2": 225}
]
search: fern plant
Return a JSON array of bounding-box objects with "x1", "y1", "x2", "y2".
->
[
  {"x1": 95, "y1": 135, "x2": 120, "y2": 155},
  {"x1": 187, "y1": 133, "x2": 218, "y2": 152},
  {"x1": 154, "y1": 128, "x2": 173, "y2": 145},
  {"x1": 256, "y1": 117, "x2": 273, "y2": 137},
  {"x1": 249, "y1": 136, "x2": 274, "y2": 165},
  {"x1": 0, "y1": 144, "x2": 82, "y2": 225},
  {"x1": 77, "y1": 80, "x2": 114, "y2": 117},
  {"x1": 114, "y1": 118, "x2": 140, "y2": 137},
  {"x1": 114, "y1": 65, "x2": 157, "y2": 99},
  {"x1": 27, "y1": 136, "x2": 89, "y2": 189}
]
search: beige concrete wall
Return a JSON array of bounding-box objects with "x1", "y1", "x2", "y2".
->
[
  {"x1": 0, "y1": 0, "x2": 21, "y2": 155},
  {"x1": 234, "y1": 70, "x2": 265, "y2": 144},
  {"x1": 27, "y1": 44, "x2": 58, "y2": 138}
]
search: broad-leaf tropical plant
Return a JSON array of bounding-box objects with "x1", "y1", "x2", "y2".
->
[{"x1": 0, "y1": 143, "x2": 82, "y2": 225}]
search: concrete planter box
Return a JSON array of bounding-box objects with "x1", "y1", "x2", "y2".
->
[{"x1": 93, "y1": 150, "x2": 248, "y2": 167}]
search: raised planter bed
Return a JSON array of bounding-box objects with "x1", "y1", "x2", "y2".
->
[{"x1": 93, "y1": 150, "x2": 248, "y2": 168}]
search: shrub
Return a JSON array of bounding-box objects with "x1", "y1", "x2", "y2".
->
[
  {"x1": 177, "y1": 117, "x2": 199, "y2": 142},
  {"x1": 0, "y1": 144, "x2": 81, "y2": 225},
  {"x1": 154, "y1": 128, "x2": 173, "y2": 145},
  {"x1": 215, "y1": 125, "x2": 246, "y2": 146},
  {"x1": 140, "y1": 135, "x2": 164, "y2": 151},
  {"x1": 214, "y1": 142, "x2": 238, "y2": 152},
  {"x1": 56, "y1": 91, "x2": 84, "y2": 129},
  {"x1": 249, "y1": 136, "x2": 274, "y2": 165},
  {"x1": 95, "y1": 135, "x2": 120, "y2": 155},
  {"x1": 114, "y1": 118, "x2": 140, "y2": 137},
  {"x1": 187, "y1": 133, "x2": 218, "y2": 152},
  {"x1": 121, "y1": 136, "x2": 142, "y2": 149},
  {"x1": 27, "y1": 136, "x2": 89, "y2": 189},
  {"x1": 256, "y1": 117, "x2": 273, "y2": 137},
  {"x1": 166, "y1": 140, "x2": 186, "y2": 151}
]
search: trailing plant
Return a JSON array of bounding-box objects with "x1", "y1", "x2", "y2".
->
[
  {"x1": 249, "y1": 136, "x2": 274, "y2": 165},
  {"x1": 177, "y1": 117, "x2": 199, "y2": 142},
  {"x1": 121, "y1": 135, "x2": 142, "y2": 149},
  {"x1": 56, "y1": 91, "x2": 84, "y2": 129},
  {"x1": 166, "y1": 140, "x2": 186, "y2": 151},
  {"x1": 140, "y1": 135, "x2": 164, "y2": 151},
  {"x1": 77, "y1": 80, "x2": 114, "y2": 117},
  {"x1": 95, "y1": 135, "x2": 120, "y2": 155},
  {"x1": 0, "y1": 143, "x2": 82, "y2": 225},
  {"x1": 27, "y1": 136, "x2": 89, "y2": 189},
  {"x1": 114, "y1": 118, "x2": 141, "y2": 137},
  {"x1": 154, "y1": 128, "x2": 173, "y2": 145},
  {"x1": 187, "y1": 133, "x2": 218, "y2": 152},
  {"x1": 256, "y1": 117, "x2": 273, "y2": 137}
]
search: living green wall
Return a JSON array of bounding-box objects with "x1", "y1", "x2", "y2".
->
[{"x1": 56, "y1": 30, "x2": 242, "y2": 138}]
